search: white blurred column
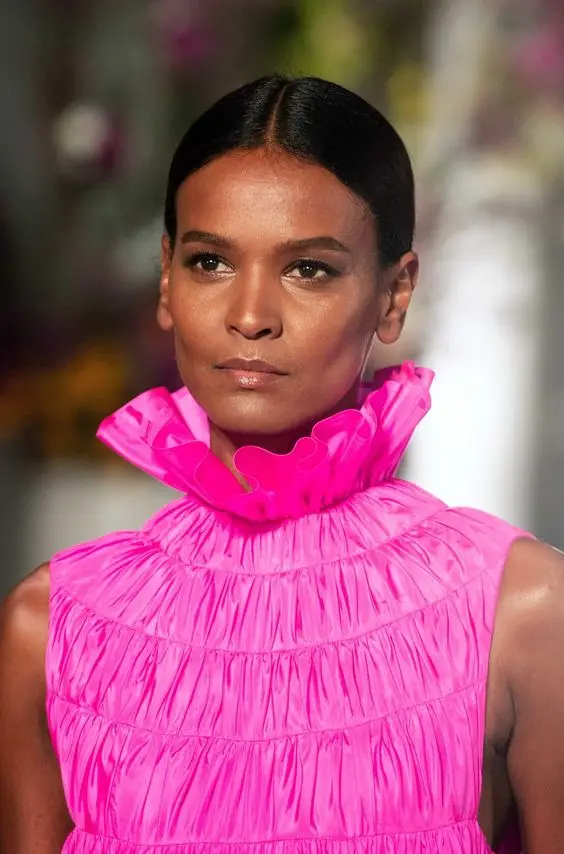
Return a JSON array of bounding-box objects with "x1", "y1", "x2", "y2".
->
[{"x1": 406, "y1": 157, "x2": 544, "y2": 527}]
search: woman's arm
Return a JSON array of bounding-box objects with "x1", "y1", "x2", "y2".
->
[
  {"x1": 496, "y1": 539, "x2": 564, "y2": 852},
  {"x1": 0, "y1": 565, "x2": 73, "y2": 853}
]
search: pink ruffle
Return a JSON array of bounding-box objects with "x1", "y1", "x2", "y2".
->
[{"x1": 97, "y1": 362, "x2": 433, "y2": 521}]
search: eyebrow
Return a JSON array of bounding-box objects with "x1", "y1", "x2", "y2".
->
[
  {"x1": 180, "y1": 230, "x2": 233, "y2": 249},
  {"x1": 278, "y1": 236, "x2": 352, "y2": 255},
  {"x1": 179, "y1": 230, "x2": 352, "y2": 255}
]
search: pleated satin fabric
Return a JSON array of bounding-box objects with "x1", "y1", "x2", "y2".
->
[{"x1": 46, "y1": 364, "x2": 526, "y2": 852}]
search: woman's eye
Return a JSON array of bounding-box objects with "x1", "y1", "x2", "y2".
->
[
  {"x1": 287, "y1": 260, "x2": 335, "y2": 281},
  {"x1": 186, "y1": 253, "x2": 231, "y2": 274}
]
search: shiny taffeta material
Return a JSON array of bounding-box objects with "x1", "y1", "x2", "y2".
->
[{"x1": 47, "y1": 363, "x2": 525, "y2": 852}]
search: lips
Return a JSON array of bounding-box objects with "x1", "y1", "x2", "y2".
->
[{"x1": 217, "y1": 358, "x2": 287, "y2": 375}]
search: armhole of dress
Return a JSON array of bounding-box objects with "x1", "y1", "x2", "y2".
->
[
  {"x1": 45, "y1": 546, "x2": 80, "y2": 742},
  {"x1": 477, "y1": 526, "x2": 535, "y2": 850}
]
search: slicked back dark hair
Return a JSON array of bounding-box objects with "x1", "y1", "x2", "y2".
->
[{"x1": 164, "y1": 75, "x2": 415, "y2": 266}]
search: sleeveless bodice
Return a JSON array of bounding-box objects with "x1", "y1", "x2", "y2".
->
[{"x1": 46, "y1": 364, "x2": 524, "y2": 853}]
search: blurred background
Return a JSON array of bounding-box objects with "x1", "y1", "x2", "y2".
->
[{"x1": 1, "y1": 0, "x2": 564, "y2": 595}]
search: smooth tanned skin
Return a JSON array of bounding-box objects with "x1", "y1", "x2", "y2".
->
[
  {"x1": 1, "y1": 149, "x2": 564, "y2": 852},
  {"x1": 483, "y1": 539, "x2": 564, "y2": 851},
  {"x1": 0, "y1": 565, "x2": 73, "y2": 852}
]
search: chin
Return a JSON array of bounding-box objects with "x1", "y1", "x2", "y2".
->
[
  {"x1": 206, "y1": 393, "x2": 314, "y2": 439},
  {"x1": 184, "y1": 370, "x2": 348, "y2": 441},
  {"x1": 216, "y1": 403, "x2": 298, "y2": 437}
]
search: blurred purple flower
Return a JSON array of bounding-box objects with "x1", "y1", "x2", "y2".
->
[
  {"x1": 513, "y1": 27, "x2": 564, "y2": 89},
  {"x1": 162, "y1": 25, "x2": 216, "y2": 71},
  {"x1": 149, "y1": 0, "x2": 217, "y2": 72}
]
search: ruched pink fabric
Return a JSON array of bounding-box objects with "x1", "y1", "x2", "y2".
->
[{"x1": 47, "y1": 363, "x2": 525, "y2": 853}]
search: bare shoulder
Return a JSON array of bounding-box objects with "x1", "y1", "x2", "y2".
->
[
  {"x1": 0, "y1": 566, "x2": 75, "y2": 850},
  {"x1": 497, "y1": 538, "x2": 564, "y2": 647},
  {"x1": 1, "y1": 563, "x2": 51, "y2": 636},
  {"x1": 504, "y1": 536, "x2": 564, "y2": 593},
  {"x1": 2, "y1": 561, "x2": 50, "y2": 607},
  {"x1": 493, "y1": 538, "x2": 564, "y2": 684},
  {"x1": 493, "y1": 539, "x2": 564, "y2": 849},
  {"x1": 0, "y1": 564, "x2": 51, "y2": 692}
]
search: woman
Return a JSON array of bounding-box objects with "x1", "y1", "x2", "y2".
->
[{"x1": 1, "y1": 75, "x2": 563, "y2": 854}]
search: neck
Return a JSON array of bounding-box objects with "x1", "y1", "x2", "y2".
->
[{"x1": 209, "y1": 383, "x2": 362, "y2": 487}]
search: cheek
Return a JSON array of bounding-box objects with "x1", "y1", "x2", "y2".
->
[
  {"x1": 168, "y1": 279, "x2": 217, "y2": 352},
  {"x1": 296, "y1": 294, "x2": 377, "y2": 362}
]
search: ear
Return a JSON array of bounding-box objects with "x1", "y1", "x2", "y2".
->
[
  {"x1": 157, "y1": 234, "x2": 173, "y2": 331},
  {"x1": 375, "y1": 251, "x2": 419, "y2": 346}
]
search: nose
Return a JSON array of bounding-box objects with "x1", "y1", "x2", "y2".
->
[{"x1": 225, "y1": 274, "x2": 282, "y2": 341}]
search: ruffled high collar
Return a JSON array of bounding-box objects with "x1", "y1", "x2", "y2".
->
[{"x1": 97, "y1": 362, "x2": 433, "y2": 522}]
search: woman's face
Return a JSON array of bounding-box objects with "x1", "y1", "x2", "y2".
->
[{"x1": 159, "y1": 148, "x2": 417, "y2": 438}]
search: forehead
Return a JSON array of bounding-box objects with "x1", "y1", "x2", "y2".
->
[{"x1": 175, "y1": 148, "x2": 375, "y2": 248}]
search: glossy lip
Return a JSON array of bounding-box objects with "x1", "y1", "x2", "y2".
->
[
  {"x1": 215, "y1": 357, "x2": 288, "y2": 389},
  {"x1": 216, "y1": 358, "x2": 287, "y2": 375}
]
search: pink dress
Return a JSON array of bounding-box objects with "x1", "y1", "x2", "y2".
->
[{"x1": 47, "y1": 363, "x2": 525, "y2": 853}]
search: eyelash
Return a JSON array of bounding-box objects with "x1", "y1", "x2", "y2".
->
[
  {"x1": 184, "y1": 252, "x2": 339, "y2": 282},
  {"x1": 290, "y1": 258, "x2": 338, "y2": 281},
  {"x1": 184, "y1": 253, "x2": 228, "y2": 277}
]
